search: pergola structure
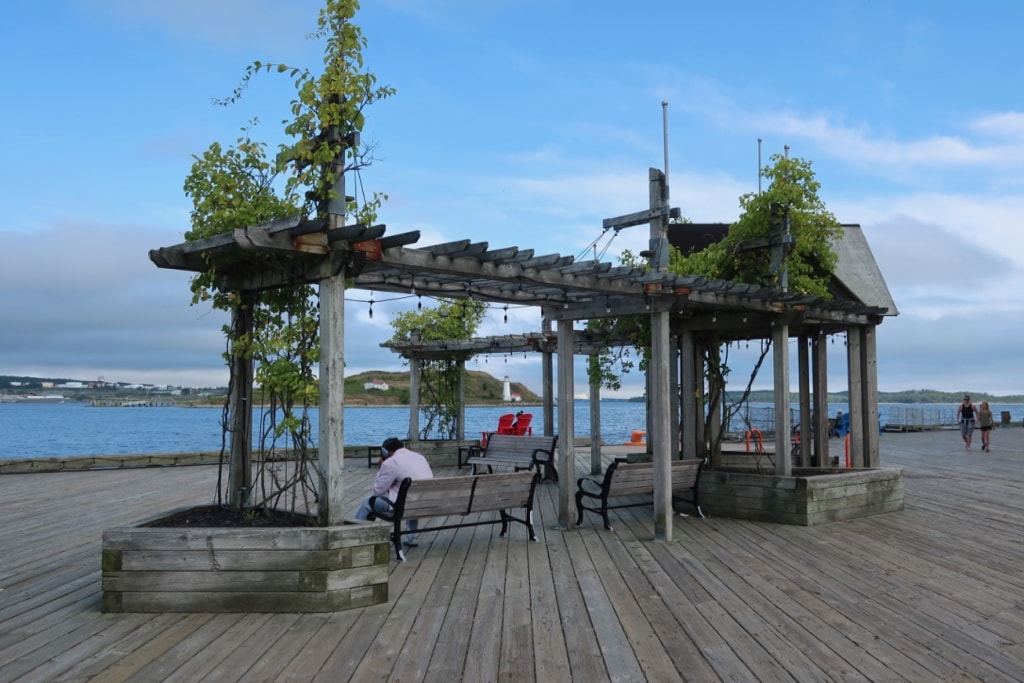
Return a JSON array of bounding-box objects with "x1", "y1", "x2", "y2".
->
[
  {"x1": 381, "y1": 327, "x2": 637, "y2": 476},
  {"x1": 150, "y1": 168, "x2": 894, "y2": 541}
]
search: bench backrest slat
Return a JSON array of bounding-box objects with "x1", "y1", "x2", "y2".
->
[
  {"x1": 401, "y1": 479, "x2": 476, "y2": 517},
  {"x1": 481, "y1": 434, "x2": 556, "y2": 460},
  {"x1": 396, "y1": 471, "x2": 538, "y2": 518},
  {"x1": 470, "y1": 471, "x2": 537, "y2": 509},
  {"x1": 605, "y1": 459, "x2": 702, "y2": 497}
]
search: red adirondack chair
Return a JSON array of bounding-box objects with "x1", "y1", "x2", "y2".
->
[
  {"x1": 482, "y1": 413, "x2": 516, "y2": 446},
  {"x1": 495, "y1": 413, "x2": 516, "y2": 434},
  {"x1": 512, "y1": 412, "x2": 533, "y2": 435}
]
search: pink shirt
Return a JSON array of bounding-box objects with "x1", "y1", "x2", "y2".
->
[{"x1": 373, "y1": 447, "x2": 434, "y2": 502}]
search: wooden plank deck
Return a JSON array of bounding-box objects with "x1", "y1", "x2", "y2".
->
[{"x1": 2, "y1": 428, "x2": 1024, "y2": 681}]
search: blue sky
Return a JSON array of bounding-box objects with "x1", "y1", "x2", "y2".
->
[{"x1": 2, "y1": 0, "x2": 1023, "y2": 398}]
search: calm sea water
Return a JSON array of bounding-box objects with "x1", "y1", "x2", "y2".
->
[
  {"x1": 2, "y1": 400, "x2": 1020, "y2": 459},
  {"x1": 0, "y1": 401, "x2": 647, "y2": 459}
]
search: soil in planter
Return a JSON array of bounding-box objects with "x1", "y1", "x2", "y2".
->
[{"x1": 145, "y1": 505, "x2": 319, "y2": 528}]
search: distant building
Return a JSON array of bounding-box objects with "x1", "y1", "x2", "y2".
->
[{"x1": 364, "y1": 379, "x2": 389, "y2": 391}]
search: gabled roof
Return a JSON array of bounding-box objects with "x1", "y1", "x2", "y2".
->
[{"x1": 829, "y1": 224, "x2": 898, "y2": 316}]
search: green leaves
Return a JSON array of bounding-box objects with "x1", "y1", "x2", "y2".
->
[
  {"x1": 594, "y1": 154, "x2": 842, "y2": 394},
  {"x1": 674, "y1": 153, "x2": 841, "y2": 297},
  {"x1": 182, "y1": 0, "x2": 394, "y2": 459},
  {"x1": 389, "y1": 299, "x2": 488, "y2": 439}
]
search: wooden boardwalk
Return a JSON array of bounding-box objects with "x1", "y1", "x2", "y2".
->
[{"x1": 3, "y1": 428, "x2": 1024, "y2": 682}]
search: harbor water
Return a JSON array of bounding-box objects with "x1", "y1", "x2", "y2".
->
[{"x1": 1, "y1": 400, "x2": 1021, "y2": 460}]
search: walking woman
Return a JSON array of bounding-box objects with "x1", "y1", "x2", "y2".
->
[{"x1": 977, "y1": 401, "x2": 994, "y2": 452}]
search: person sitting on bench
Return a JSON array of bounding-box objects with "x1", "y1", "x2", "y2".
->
[{"x1": 355, "y1": 437, "x2": 433, "y2": 546}]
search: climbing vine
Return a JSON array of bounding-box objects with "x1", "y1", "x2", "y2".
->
[
  {"x1": 388, "y1": 299, "x2": 488, "y2": 439},
  {"x1": 182, "y1": 0, "x2": 393, "y2": 514},
  {"x1": 593, "y1": 154, "x2": 841, "y2": 455}
]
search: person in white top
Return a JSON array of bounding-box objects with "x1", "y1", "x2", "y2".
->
[{"x1": 355, "y1": 437, "x2": 434, "y2": 546}]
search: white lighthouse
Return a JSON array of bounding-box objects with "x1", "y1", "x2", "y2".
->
[{"x1": 502, "y1": 375, "x2": 512, "y2": 402}]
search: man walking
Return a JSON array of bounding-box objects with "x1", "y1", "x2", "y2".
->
[{"x1": 956, "y1": 395, "x2": 977, "y2": 450}]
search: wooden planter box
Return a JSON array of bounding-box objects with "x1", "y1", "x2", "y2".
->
[
  {"x1": 697, "y1": 467, "x2": 905, "y2": 525},
  {"x1": 102, "y1": 514, "x2": 391, "y2": 613}
]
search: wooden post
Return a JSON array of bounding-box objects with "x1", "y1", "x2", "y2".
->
[
  {"x1": 860, "y1": 325, "x2": 880, "y2": 467},
  {"x1": 318, "y1": 251, "x2": 346, "y2": 525},
  {"x1": 694, "y1": 337, "x2": 706, "y2": 460},
  {"x1": 680, "y1": 331, "x2": 698, "y2": 461},
  {"x1": 669, "y1": 334, "x2": 679, "y2": 459},
  {"x1": 846, "y1": 327, "x2": 864, "y2": 468},
  {"x1": 797, "y1": 335, "x2": 811, "y2": 468},
  {"x1": 707, "y1": 340, "x2": 722, "y2": 464},
  {"x1": 318, "y1": 157, "x2": 347, "y2": 526},
  {"x1": 542, "y1": 318, "x2": 555, "y2": 438},
  {"x1": 408, "y1": 355, "x2": 421, "y2": 440},
  {"x1": 812, "y1": 332, "x2": 829, "y2": 467},
  {"x1": 556, "y1": 319, "x2": 575, "y2": 529},
  {"x1": 589, "y1": 357, "x2": 601, "y2": 475},
  {"x1": 773, "y1": 321, "x2": 792, "y2": 476},
  {"x1": 457, "y1": 359, "x2": 466, "y2": 441},
  {"x1": 647, "y1": 166, "x2": 672, "y2": 542},
  {"x1": 651, "y1": 307, "x2": 672, "y2": 542},
  {"x1": 227, "y1": 294, "x2": 254, "y2": 508}
]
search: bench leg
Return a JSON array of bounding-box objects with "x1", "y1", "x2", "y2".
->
[
  {"x1": 575, "y1": 492, "x2": 612, "y2": 529},
  {"x1": 498, "y1": 510, "x2": 540, "y2": 541},
  {"x1": 392, "y1": 519, "x2": 405, "y2": 561},
  {"x1": 674, "y1": 490, "x2": 706, "y2": 519},
  {"x1": 537, "y1": 460, "x2": 558, "y2": 482}
]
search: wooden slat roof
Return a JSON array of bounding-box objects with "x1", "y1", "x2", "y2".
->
[{"x1": 149, "y1": 216, "x2": 890, "y2": 340}]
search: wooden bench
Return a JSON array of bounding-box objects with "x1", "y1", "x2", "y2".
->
[
  {"x1": 575, "y1": 457, "x2": 705, "y2": 530},
  {"x1": 369, "y1": 471, "x2": 541, "y2": 561},
  {"x1": 464, "y1": 433, "x2": 559, "y2": 481}
]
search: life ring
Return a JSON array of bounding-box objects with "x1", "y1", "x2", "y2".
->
[{"x1": 745, "y1": 428, "x2": 764, "y2": 454}]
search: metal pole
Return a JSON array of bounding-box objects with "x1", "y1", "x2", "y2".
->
[
  {"x1": 662, "y1": 101, "x2": 670, "y2": 190},
  {"x1": 757, "y1": 138, "x2": 763, "y2": 195}
]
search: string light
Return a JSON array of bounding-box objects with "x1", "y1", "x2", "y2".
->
[
  {"x1": 503, "y1": 304, "x2": 508, "y2": 324},
  {"x1": 368, "y1": 294, "x2": 374, "y2": 319}
]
